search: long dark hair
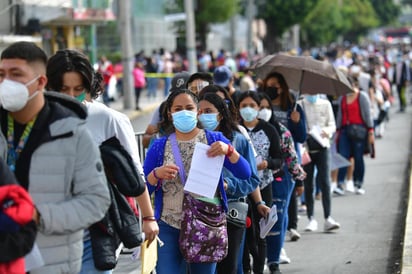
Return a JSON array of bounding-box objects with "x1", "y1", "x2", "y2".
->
[
  {"x1": 158, "y1": 89, "x2": 200, "y2": 135},
  {"x1": 198, "y1": 93, "x2": 238, "y2": 141},
  {"x1": 262, "y1": 72, "x2": 294, "y2": 111},
  {"x1": 198, "y1": 84, "x2": 238, "y2": 120}
]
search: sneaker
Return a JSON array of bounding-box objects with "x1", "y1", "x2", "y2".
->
[
  {"x1": 279, "y1": 248, "x2": 291, "y2": 264},
  {"x1": 331, "y1": 182, "x2": 337, "y2": 194},
  {"x1": 305, "y1": 219, "x2": 318, "y2": 232},
  {"x1": 324, "y1": 217, "x2": 340, "y2": 232},
  {"x1": 287, "y1": 228, "x2": 301, "y2": 241},
  {"x1": 355, "y1": 187, "x2": 366, "y2": 195},
  {"x1": 333, "y1": 186, "x2": 345, "y2": 196},
  {"x1": 315, "y1": 192, "x2": 322, "y2": 200},
  {"x1": 345, "y1": 180, "x2": 355, "y2": 192},
  {"x1": 269, "y1": 263, "x2": 282, "y2": 274}
]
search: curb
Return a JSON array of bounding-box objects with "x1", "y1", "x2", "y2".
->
[
  {"x1": 127, "y1": 102, "x2": 161, "y2": 121},
  {"x1": 402, "y1": 161, "x2": 412, "y2": 273}
]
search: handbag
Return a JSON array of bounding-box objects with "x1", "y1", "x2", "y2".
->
[
  {"x1": 226, "y1": 199, "x2": 249, "y2": 228},
  {"x1": 169, "y1": 133, "x2": 228, "y2": 263},
  {"x1": 346, "y1": 124, "x2": 367, "y2": 141},
  {"x1": 179, "y1": 193, "x2": 228, "y2": 263},
  {"x1": 301, "y1": 150, "x2": 312, "y2": 166}
]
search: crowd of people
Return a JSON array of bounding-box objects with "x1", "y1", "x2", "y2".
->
[{"x1": 0, "y1": 40, "x2": 410, "y2": 274}]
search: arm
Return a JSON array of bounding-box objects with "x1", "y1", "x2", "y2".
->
[
  {"x1": 225, "y1": 134, "x2": 260, "y2": 197},
  {"x1": 288, "y1": 104, "x2": 307, "y2": 143},
  {"x1": 266, "y1": 123, "x2": 283, "y2": 170}
]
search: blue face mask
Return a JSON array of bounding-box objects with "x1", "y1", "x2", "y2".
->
[
  {"x1": 198, "y1": 113, "x2": 219, "y2": 131},
  {"x1": 172, "y1": 110, "x2": 198, "y2": 133},
  {"x1": 306, "y1": 95, "x2": 319, "y2": 104},
  {"x1": 240, "y1": 107, "x2": 258, "y2": 122}
]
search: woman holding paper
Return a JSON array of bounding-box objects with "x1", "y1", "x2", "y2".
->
[{"x1": 143, "y1": 89, "x2": 251, "y2": 274}]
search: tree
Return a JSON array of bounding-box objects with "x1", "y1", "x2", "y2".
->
[
  {"x1": 370, "y1": 0, "x2": 400, "y2": 26},
  {"x1": 166, "y1": 0, "x2": 239, "y2": 50},
  {"x1": 255, "y1": 0, "x2": 319, "y2": 53},
  {"x1": 301, "y1": 0, "x2": 379, "y2": 47}
]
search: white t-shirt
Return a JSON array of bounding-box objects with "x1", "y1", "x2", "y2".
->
[{"x1": 84, "y1": 100, "x2": 144, "y2": 175}]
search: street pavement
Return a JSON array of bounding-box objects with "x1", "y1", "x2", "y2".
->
[{"x1": 110, "y1": 92, "x2": 412, "y2": 274}]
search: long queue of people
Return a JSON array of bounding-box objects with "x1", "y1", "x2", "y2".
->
[{"x1": 0, "y1": 40, "x2": 406, "y2": 274}]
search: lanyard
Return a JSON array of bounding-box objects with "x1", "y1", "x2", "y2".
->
[
  {"x1": 169, "y1": 133, "x2": 186, "y2": 184},
  {"x1": 6, "y1": 114, "x2": 36, "y2": 171}
]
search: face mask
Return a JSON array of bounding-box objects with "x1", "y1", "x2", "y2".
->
[
  {"x1": 306, "y1": 95, "x2": 319, "y2": 104},
  {"x1": 0, "y1": 77, "x2": 39, "y2": 112},
  {"x1": 75, "y1": 91, "x2": 86, "y2": 102},
  {"x1": 240, "y1": 107, "x2": 258, "y2": 122},
  {"x1": 199, "y1": 113, "x2": 219, "y2": 131},
  {"x1": 265, "y1": 87, "x2": 279, "y2": 100},
  {"x1": 258, "y1": 108, "x2": 272, "y2": 122},
  {"x1": 172, "y1": 110, "x2": 198, "y2": 133}
]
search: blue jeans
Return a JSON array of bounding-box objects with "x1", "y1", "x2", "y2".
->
[
  {"x1": 157, "y1": 220, "x2": 217, "y2": 274},
  {"x1": 147, "y1": 77, "x2": 158, "y2": 98},
  {"x1": 337, "y1": 128, "x2": 366, "y2": 188},
  {"x1": 79, "y1": 239, "x2": 112, "y2": 274},
  {"x1": 266, "y1": 167, "x2": 295, "y2": 265},
  {"x1": 163, "y1": 77, "x2": 171, "y2": 97}
]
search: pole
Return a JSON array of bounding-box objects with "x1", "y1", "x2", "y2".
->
[
  {"x1": 246, "y1": 0, "x2": 255, "y2": 59},
  {"x1": 119, "y1": 0, "x2": 134, "y2": 109},
  {"x1": 89, "y1": 24, "x2": 97, "y2": 65},
  {"x1": 184, "y1": 0, "x2": 197, "y2": 74}
]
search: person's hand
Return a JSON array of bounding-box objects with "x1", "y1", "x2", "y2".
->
[
  {"x1": 32, "y1": 208, "x2": 40, "y2": 224},
  {"x1": 295, "y1": 185, "x2": 304, "y2": 196},
  {"x1": 368, "y1": 133, "x2": 375, "y2": 146},
  {"x1": 290, "y1": 110, "x2": 301, "y2": 123},
  {"x1": 223, "y1": 180, "x2": 228, "y2": 190},
  {"x1": 143, "y1": 220, "x2": 159, "y2": 247},
  {"x1": 257, "y1": 160, "x2": 268, "y2": 170},
  {"x1": 207, "y1": 141, "x2": 230, "y2": 157},
  {"x1": 155, "y1": 164, "x2": 179, "y2": 180},
  {"x1": 257, "y1": 203, "x2": 271, "y2": 218},
  {"x1": 321, "y1": 130, "x2": 329, "y2": 139}
]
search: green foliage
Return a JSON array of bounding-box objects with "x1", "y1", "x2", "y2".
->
[
  {"x1": 402, "y1": 0, "x2": 412, "y2": 6},
  {"x1": 370, "y1": 0, "x2": 400, "y2": 26}
]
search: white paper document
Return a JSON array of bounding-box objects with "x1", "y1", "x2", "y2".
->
[
  {"x1": 184, "y1": 142, "x2": 225, "y2": 198},
  {"x1": 309, "y1": 125, "x2": 329, "y2": 148},
  {"x1": 259, "y1": 205, "x2": 278, "y2": 239}
]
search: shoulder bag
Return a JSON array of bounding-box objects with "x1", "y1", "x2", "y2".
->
[{"x1": 170, "y1": 133, "x2": 228, "y2": 263}]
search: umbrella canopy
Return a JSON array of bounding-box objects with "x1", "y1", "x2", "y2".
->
[{"x1": 252, "y1": 54, "x2": 354, "y2": 96}]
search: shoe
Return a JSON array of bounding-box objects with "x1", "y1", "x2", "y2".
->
[
  {"x1": 355, "y1": 187, "x2": 366, "y2": 195},
  {"x1": 269, "y1": 263, "x2": 282, "y2": 274},
  {"x1": 345, "y1": 180, "x2": 355, "y2": 192},
  {"x1": 298, "y1": 204, "x2": 307, "y2": 213},
  {"x1": 287, "y1": 228, "x2": 301, "y2": 241},
  {"x1": 333, "y1": 186, "x2": 345, "y2": 196},
  {"x1": 279, "y1": 248, "x2": 291, "y2": 264},
  {"x1": 315, "y1": 192, "x2": 322, "y2": 200},
  {"x1": 324, "y1": 217, "x2": 340, "y2": 232},
  {"x1": 331, "y1": 182, "x2": 337, "y2": 194},
  {"x1": 305, "y1": 219, "x2": 318, "y2": 232}
]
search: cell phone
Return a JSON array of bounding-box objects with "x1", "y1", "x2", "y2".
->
[{"x1": 370, "y1": 143, "x2": 375, "y2": 159}]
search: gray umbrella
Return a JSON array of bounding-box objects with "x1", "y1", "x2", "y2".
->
[{"x1": 252, "y1": 53, "x2": 354, "y2": 96}]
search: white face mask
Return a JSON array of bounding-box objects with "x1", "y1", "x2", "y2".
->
[
  {"x1": 258, "y1": 108, "x2": 272, "y2": 122},
  {"x1": 0, "y1": 76, "x2": 39, "y2": 112}
]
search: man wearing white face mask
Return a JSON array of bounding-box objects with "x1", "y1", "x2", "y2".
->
[
  {"x1": 297, "y1": 94, "x2": 340, "y2": 233},
  {"x1": 0, "y1": 42, "x2": 110, "y2": 274}
]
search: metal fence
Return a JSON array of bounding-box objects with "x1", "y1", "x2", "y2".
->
[{"x1": 135, "y1": 131, "x2": 147, "y2": 162}]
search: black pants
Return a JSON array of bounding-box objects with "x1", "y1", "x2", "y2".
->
[
  {"x1": 287, "y1": 186, "x2": 298, "y2": 230},
  {"x1": 216, "y1": 222, "x2": 245, "y2": 274}
]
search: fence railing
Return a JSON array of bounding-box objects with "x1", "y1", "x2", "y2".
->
[{"x1": 135, "y1": 131, "x2": 147, "y2": 162}]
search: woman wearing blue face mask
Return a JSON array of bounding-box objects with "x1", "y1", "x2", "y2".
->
[
  {"x1": 237, "y1": 91, "x2": 285, "y2": 274},
  {"x1": 144, "y1": 89, "x2": 252, "y2": 274},
  {"x1": 198, "y1": 93, "x2": 264, "y2": 274}
]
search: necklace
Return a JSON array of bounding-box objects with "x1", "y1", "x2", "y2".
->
[{"x1": 6, "y1": 113, "x2": 36, "y2": 171}]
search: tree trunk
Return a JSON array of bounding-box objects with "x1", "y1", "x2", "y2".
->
[
  {"x1": 263, "y1": 21, "x2": 281, "y2": 54},
  {"x1": 198, "y1": 22, "x2": 208, "y2": 51}
]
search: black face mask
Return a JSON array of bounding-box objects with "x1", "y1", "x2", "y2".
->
[{"x1": 265, "y1": 87, "x2": 279, "y2": 100}]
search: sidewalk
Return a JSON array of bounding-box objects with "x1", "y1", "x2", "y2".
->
[{"x1": 108, "y1": 89, "x2": 164, "y2": 121}]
